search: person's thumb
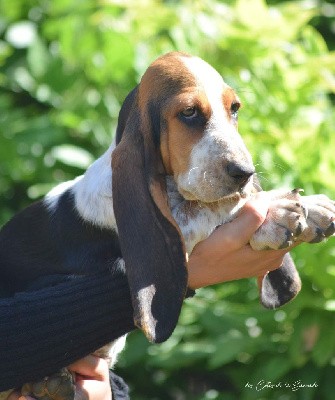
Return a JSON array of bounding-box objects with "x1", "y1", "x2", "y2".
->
[{"x1": 210, "y1": 192, "x2": 270, "y2": 250}]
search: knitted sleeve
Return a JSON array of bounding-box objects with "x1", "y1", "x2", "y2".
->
[{"x1": 0, "y1": 271, "x2": 135, "y2": 392}]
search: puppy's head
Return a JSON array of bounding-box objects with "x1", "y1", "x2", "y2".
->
[
  {"x1": 139, "y1": 52, "x2": 255, "y2": 203},
  {"x1": 112, "y1": 52, "x2": 255, "y2": 343}
]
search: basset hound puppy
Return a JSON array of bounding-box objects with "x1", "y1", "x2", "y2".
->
[{"x1": 1, "y1": 52, "x2": 334, "y2": 400}]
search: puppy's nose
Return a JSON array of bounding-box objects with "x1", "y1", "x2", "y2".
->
[{"x1": 227, "y1": 162, "x2": 255, "y2": 185}]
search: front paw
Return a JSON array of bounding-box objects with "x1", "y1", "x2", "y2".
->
[
  {"x1": 250, "y1": 190, "x2": 335, "y2": 250},
  {"x1": 21, "y1": 368, "x2": 75, "y2": 400},
  {"x1": 250, "y1": 189, "x2": 308, "y2": 250},
  {"x1": 299, "y1": 194, "x2": 335, "y2": 243}
]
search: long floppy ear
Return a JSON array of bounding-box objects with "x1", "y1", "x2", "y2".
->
[
  {"x1": 115, "y1": 87, "x2": 139, "y2": 145},
  {"x1": 112, "y1": 88, "x2": 188, "y2": 343}
]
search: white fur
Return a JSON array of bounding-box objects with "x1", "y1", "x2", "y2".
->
[
  {"x1": 93, "y1": 334, "x2": 127, "y2": 368},
  {"x1": 260, "y1": 275, "x2": 279, "y2": 309},
  {"x1": 167, "y1": 176, "x2": 248, "y2": 253},
  {"x1": 44, "y1": 143, "x2": 117, "y2": 230},
  {"x1": 44, "y1": 177, "x2": 82, "y2": 211},
  {"x1": 72, "y1": 143, "x2": 117, "y2": 229}
]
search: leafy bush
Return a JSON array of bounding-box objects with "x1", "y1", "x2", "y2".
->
[{"x1": 0, "y1": 0, "x2": 335, "y2": 399}]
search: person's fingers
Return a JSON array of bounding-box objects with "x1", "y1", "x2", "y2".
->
[
  {"x1": 226, "y1": 193, "x2": 270, "y2": 246},
  {"x1": 68, "y1": 355, "x2": 109, "y2": 381},
  {"x1": 69, "y1": 356, "x2": 111, "y2": 400},
  {"x1": 74, "y1": 380, "x2": 111, "y2": 400},
  {"x1": 235, "y1": 245, "x2": 285, "y2": 275}
]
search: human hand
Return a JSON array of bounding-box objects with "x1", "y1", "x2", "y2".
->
[
  {"x1": 6, "y1": 356, "x2": 111, "y2": 400},
  {"x1": 68, "y1": 355, "x2": 111, "y2": 400},
  {"x1": 187, "y1": 193, "x2": 290, "y2": 289}
]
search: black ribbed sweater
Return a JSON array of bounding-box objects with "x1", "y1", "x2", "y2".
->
[{"x1": 0, "y1": 271, "x2": 135, "y2": 392}]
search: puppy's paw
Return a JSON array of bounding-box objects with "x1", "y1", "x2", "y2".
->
[
  {"x1": 21, "y1": 368, "x2": 75, "y2": 400},
  {"x1": 250, "y1": 190, "x2": 335, "y2": 250},
  {"x1": 299, "y1": 194, "x2": 335, "y2": 243},
  {"x1": 250, "y1": 189, "x2": 308, "y2": 250}
]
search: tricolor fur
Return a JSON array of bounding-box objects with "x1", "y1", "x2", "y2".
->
[{"x1": 1, "y1": 52, "x2": 335, "y2": 387}]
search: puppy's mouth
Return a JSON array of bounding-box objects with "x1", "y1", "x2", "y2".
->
[
  {"x1": 178, "y1": 177, "x2": 253, "y2": 204},
  {"x1": 179, "y1": 187, "x2": 249, "y2": 204}
]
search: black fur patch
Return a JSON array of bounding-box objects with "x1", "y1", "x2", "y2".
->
[
  {"x1": 147, "y1": 100, "x2": 162, "y2": 147},
  {"x1": 0, "y1": 190, "x2": 121, "y2": 293},
  {"x1": 261, "y1": 253, "x2": 301, "y2": 308}
]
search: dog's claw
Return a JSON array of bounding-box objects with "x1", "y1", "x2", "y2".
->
[
  {"x1": 295, "y1": 221, "x2": 304, "y2": 237},
  {"x1": 292, "y1": 188, "x2": 304, "y2": 194},
  {"x1": 279, "y1": 230, "x2": 294, "y2": 249},
  {"x1": 309, "y1": 228, "x2": 326, "y2": 243},
  {"x1": 325, "y1": 221, "x2": 335, "y2": 237}
]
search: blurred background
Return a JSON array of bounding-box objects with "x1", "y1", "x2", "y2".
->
[{"x1": 0, "y1": 0, "x2": 335, "y2": 399}]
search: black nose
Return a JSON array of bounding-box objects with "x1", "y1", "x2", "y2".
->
[{"x1": 227, "y1": 162, "x2": 255, "y2": 185}]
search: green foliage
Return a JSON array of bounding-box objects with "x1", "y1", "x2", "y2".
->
[{"x1": 0, "y1": 0, "x2": 335, "y2": 398}]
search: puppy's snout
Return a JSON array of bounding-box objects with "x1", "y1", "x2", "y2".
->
[{"x1": 226, "y1": 162, "x2": 255, "y2": 185}]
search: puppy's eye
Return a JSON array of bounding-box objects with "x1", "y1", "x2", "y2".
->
[
  {"x1": 180, "y1": 107, "x2": 198, "y2": 119},
  {"x1": 230, "y1": 101, "x2": 240, "y2": 118}
]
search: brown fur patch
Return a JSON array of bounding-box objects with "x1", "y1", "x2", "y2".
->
[
  {"x1": 138, "y1": 52, "x2": 195, "y2": 109},
  {"x1": 138, "y1": 52, "x2": 214, "y2": 178},
  {"x1": 222, "y1": 87, "x2": 240, "y2": 121},
  {"x1": 160, "y1": 116, "x2": 201, "y2": 177}
]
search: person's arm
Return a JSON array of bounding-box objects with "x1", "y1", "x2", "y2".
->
[{"x1": 0, "y1": 272, "x2": 135, "y2": 392}]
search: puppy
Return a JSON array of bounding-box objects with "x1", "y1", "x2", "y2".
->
[{"x1": 1, "y1": 52, "x2": 334, "y2": 400}]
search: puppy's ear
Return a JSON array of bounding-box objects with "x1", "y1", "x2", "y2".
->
[
  {"x1": 258, "y1": 253, "x2": 301, "y2": 309},
  {"x1": 112, "y1": 88, "x2": 188, "y2": 343},
  {"x1": 115, "y1": 87, "x2": 139, "y2": 145}
]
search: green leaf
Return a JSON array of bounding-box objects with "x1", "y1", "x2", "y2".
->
[
  {"x1": 208, "y1": 333, "x2": 248, "y2": 369},
  {"x1": 50, "y1": 144, "x2": 94, "y2": 169},
  {"x1": 27, "y1": 37, "x2": 50, "y2": 77}
]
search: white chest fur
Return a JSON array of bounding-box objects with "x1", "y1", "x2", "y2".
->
[{"x1": 166, "y1": 176, "x2": 249, "y2": 253}]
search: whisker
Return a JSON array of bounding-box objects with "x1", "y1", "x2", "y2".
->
[
  {"x1": 187, "y1": 166, "x2": 199, "y2": 186},
  {"x1": 255, "y1": 172, "x2": 270, "y2": 185},
  {"x1": 235, "y1": 88, "x2": 254, "y2": 95},
  {"x1": 272, "y1": 163, "x2": 287, "y2": 172},
  {"x1": 253, "y1": 181, "x2": 263, "y2": 191}
]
